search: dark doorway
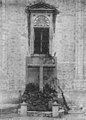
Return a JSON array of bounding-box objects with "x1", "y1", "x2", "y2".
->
[{"x1": 34, "y1": 28, "x2": 49, "y2": 54}]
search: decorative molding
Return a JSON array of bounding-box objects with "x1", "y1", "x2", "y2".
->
[
  {"x1": 26, "y1": 1, "x2": 59, "y2": 15},
  {"x1": 34, "y1": 15, "x2": 50, "y2": 27},
  {"x1": 26, "y1": 0, "x2": 59, "y2": 55}
]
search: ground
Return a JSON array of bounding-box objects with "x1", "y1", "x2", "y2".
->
[{"x1": 0, "y1": 112, "x2": 86, "y2": 120}]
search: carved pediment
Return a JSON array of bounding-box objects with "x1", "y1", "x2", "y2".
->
[{"x1": 26, "y1": 1, "x2": 59, "y2": 14}]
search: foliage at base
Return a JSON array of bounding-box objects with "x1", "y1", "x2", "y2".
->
[{"x1": 21, "y1": 83, "x2": 57, "y2": 111}]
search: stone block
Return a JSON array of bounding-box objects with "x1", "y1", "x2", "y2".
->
[{"x1": 20, "y1": 102, "x2": 27, "y2": 116}]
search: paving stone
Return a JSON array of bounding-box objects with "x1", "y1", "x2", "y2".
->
[{"x1": 0, "y1": 112, "x2": 86, "y2": 120}]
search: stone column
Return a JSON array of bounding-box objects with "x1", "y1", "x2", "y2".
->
[{"x1": 39, "y1": 66, "x2": 43, "y2": 91}]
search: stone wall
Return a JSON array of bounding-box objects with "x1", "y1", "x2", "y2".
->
[
  {"x1": 6, "y1": 4, "x2": 28, "y2": 91},
  {"x1": 83, "y1": 2, "x2": 86, "y2": 79},
  {"x1": 0, "y1": 0, "x2": 29, "y2": 92},
  {"x1": 0, "y1": 0, "x2": 86, "y2": 105}
]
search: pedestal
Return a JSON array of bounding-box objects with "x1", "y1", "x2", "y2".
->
[
  {"x1": 20, "y1": 102, "x2": 27, "y2": 116},
  {"x1": 52, "y1": 101, "x2": 59, "y2": 117}
]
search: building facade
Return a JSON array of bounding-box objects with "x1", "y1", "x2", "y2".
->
[{"x1": 0, "y1": 0, "x2": 86, "y2": 108}]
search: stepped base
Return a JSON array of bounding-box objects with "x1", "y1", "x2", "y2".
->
[
  {"x1": 0, "y1": 104, "x2": 19, "y2": 114},
  {"x1": 27, "y1": 111, "x2": 52, "y2": 117},
  {"x1": 0, "y1": 90, "x2": 20, "y2": 114},
  {"x1": 0, "y1": 104, "x2": 19, "y2": 109}
]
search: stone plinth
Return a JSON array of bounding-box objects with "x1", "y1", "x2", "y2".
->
[
  {"x1": 20, "y1": 102, "x2": 27, "y2": 116},
  {"x1": 52, "y1": 101, "x2": 59, "y2": 117}
]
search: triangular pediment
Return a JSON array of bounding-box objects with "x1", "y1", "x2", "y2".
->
[{"x1": 26, "y1": 1, "x2": 59, "y2": 14}]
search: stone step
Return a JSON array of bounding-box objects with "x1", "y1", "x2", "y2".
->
[
  {"x1": 27, "y1": 111, "x2": 52, "y2": 117},
  {"x1": 69, "y1": 105, "x2": 79, "y2": 110},
  {"x1": 0, "y1": 104, "x2": 19, "y2": 114}
]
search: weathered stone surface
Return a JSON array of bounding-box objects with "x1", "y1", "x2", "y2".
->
[{"x1": 0, "y1": 0, "x2": 86, "y2": 106}]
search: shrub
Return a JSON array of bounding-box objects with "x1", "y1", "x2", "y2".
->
[{"x1": 21, "y1": 83, "x2": 57, "y2": 111}]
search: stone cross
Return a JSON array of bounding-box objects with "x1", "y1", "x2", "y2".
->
[{"x1": 28, "y1": 62, "x2": 57, "y2": 92}]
